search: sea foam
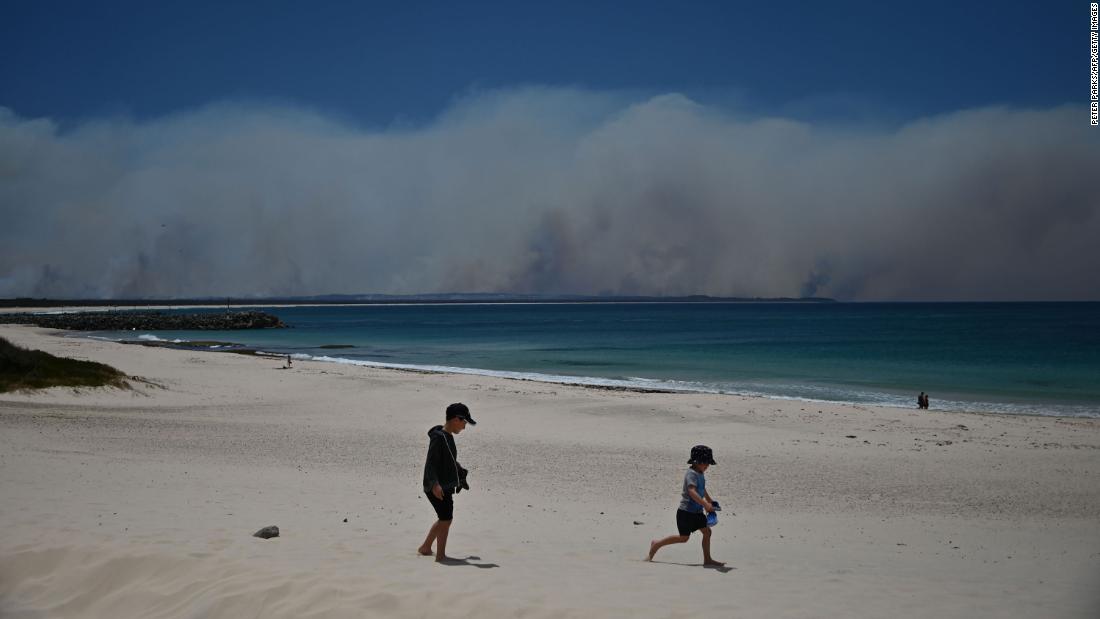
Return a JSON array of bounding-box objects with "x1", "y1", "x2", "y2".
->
[{"x1": 296, "y1": 353, "x2": 1100, "y2": 418}]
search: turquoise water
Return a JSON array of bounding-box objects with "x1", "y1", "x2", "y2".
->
[{"x1": 87, "y1": 303, "x2": 1100, "y2": 417}]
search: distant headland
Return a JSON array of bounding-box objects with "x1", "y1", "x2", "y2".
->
[{"x1": 0, "y1": 294, "x2": 835, "y2": 309}]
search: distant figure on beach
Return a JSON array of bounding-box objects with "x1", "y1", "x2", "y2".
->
[
  {"x1": 418, "y1": 402, "x2": 476, "y2": 562},
  {"x1": 646, "y1": 445, "x2": 725, "y2": 566},
  {"x1": 286, "y1": 354, "x2": 292, "y2": 368},
  {"x1": 918, "y1": 392, "x2": 929, "y2": 409}
]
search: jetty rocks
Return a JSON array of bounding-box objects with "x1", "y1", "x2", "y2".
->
[{"x1": 0, "y1": 310, "x2": 287, "y2": 331}]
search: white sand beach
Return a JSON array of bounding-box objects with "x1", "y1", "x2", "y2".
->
[{"x1": 1, "y1": 324, "x2": 1098, "y2": 618}]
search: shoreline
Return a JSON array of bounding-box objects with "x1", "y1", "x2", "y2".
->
[
  {"x1": 1, "y1": 323, "x2": 1099, "y2": 617},
  {"x1": 7, "y1": 303, "x2": 1100, "y2": 420},
  {"x1": 57, "y1": 328, "x2": 1100, "y2": 420}
]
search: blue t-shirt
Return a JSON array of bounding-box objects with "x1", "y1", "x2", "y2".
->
[{"x1": 679, "y1": 468, "x2": 706, "y2": 513}]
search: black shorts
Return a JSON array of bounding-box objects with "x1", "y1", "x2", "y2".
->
[
  {"x1": 676, "y1": 509, "x2": 708, "y2": 536},
  {"x1": 426, "y1": 489, "x2": 454, "y2": 521}
]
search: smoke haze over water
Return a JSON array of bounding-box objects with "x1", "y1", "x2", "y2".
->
[{"x1": 2, "y1": 88, "x2": 1098, "y2": 301}]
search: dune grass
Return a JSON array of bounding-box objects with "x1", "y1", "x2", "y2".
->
[{"x1": 0, "y1": 337, "x2": 128, "y2": 392}]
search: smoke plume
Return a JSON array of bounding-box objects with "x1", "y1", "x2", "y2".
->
[{"x1": 2, "y1": 88, "x2": 1097, "y2": 300}]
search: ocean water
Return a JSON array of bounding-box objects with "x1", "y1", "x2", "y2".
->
[{"x1": 86, "y1": 303, "x2": 1100, "y2": 418}]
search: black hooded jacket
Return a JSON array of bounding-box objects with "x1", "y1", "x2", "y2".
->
[{"x1": 423, "y1": 425, "x2": 467, "y2": 494}]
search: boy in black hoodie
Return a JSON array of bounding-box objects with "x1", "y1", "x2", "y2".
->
[{"x1": 418, "y1": 402, "x2": 476, "y2": 562}]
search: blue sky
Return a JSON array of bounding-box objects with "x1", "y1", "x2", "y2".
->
[{"x1": 0, "y1": 1, "x2": 1084, "y2": 126}]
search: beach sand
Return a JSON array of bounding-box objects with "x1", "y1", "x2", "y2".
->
[{"x1": 1, "y1": 324, "x2": 1098, "y2": 618}]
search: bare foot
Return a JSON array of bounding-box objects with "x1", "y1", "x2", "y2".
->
[
  {"x1": 417, "y1": 546, "x2": 433, "y2": 556},
  {"x1": 435, "y1": 555, "x2": 457, "y2": 563},
  {"x1": 704, "y1": 559, "x2": 725, "y2": 567},
  {"x1": 646, "y1": 540, "x2": 659, "y2": 562}
]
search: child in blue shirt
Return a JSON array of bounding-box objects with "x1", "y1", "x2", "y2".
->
[{"x1": 646, "y1": 445, "x2": 725, "y2": 566}]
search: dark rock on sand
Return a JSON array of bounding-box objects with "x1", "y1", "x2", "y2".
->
[{"x1": 253, "y1": 525, "x2": 280, "y2": 539}]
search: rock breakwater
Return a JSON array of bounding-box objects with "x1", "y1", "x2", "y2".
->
[{"x1": 0, "y1": 310, "x2": 287, "y2": 331}]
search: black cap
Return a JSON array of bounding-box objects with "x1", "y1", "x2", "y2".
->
[
  {"x1": 445, "y1": 402, "x2": 476, "y2": 425},
  {"x1": 688, "y1": 444, "x2": 716, "y2": 465}
]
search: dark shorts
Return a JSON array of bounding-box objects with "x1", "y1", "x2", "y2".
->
[
  {"x1": 426, "y1": 489, "x2": 454, "y2": 521},
  {"x1": 676, "y1": 509, "x2": 708, "y2": 536}
]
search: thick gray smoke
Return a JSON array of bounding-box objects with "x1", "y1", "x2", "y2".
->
[{"x1": 2, "y1": 88, "x2": 1098, "y2": 301}]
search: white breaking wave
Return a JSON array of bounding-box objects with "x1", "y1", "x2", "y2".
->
[
  {"x1": 295, "y1": 353, "x2": 1100, "y2": 418},
  {"x1": 299, "y1": 354, "x2": 691, "y2": 391},
  {"x1": 136, "y1": 334, "x2": 184, "y2": 343}
]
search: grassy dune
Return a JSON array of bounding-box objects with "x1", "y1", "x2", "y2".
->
[{"x1": 0, "y1": 337, "x2": 128, "y2": 392}]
